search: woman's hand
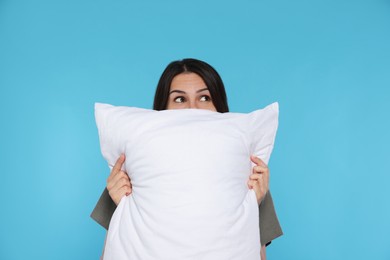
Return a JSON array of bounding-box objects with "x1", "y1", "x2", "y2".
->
[
  {"x1": 247, "y1": 155, "x2": 269, "y2": 205},
  {"x1": 107, "y1": 154, "x2": 132, "y2": 205}
]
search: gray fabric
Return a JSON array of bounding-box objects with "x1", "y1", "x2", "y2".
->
[
  {"x1": 259, "y1": 191, "x2": 283, "y2": 245},
  {"x1": 91, "y1": 188, "x2": 283, "y2": 246},
  {"x1": 90, "y1": 188, "x2": 116, "y2": 230}
]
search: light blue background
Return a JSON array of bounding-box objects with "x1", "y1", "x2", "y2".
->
[{"x1": 1, "y1": 0, "x2": 389, "y2": 259}]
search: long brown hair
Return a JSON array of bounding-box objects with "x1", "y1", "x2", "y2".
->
[{"x1": 153, "y1": 58, "x2": 229, "y2": 112}]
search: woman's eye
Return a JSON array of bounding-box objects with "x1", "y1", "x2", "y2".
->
[
  {"x1": 174, "y1": 96, "x2": 186, "y2": 103},
  {"x1": 199, "y1": 95, "x2": 211, "y2": 102}
]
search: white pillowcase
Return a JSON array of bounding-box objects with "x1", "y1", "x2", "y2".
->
[{"x1": 95, "y1": 102, "x2": 279, "y2": 260}]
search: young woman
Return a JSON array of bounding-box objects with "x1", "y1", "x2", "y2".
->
[{"x1": 91, "y1": 58, "x2": 283, "y2": 259}]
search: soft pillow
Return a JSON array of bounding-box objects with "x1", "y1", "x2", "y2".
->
[{"x1": 95, "y1": 103, "x2": 279, "y2": 260}]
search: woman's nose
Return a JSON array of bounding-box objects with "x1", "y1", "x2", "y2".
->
[{"x1": 188, "y1": 101, "x2": 198, "y2": 109}]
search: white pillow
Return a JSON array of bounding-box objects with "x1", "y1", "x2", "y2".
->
[{"x1": 95, "y1": 103, "x2": 279, "y2": 260}]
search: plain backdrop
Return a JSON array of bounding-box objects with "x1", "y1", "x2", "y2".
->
[{"x1": 0, "y1": 0, "x2": 389, "y2": 259}]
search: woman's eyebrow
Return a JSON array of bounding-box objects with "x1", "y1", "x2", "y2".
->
[
  {"x1": 169, "y1": 90, "x2": 186, "y2": 95},
  {"x1": 196, "y1": 88, "x2": 209, "y2": 93},
  {"x1": 169, "y1": 88, "x2": 209, "y2": 95}
]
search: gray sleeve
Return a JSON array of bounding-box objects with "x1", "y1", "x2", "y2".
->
[
  {"x1": 259, "y1": 190, "x2": 283, "y2": 246},
  {"x1": 90, "y1": 188, "x2": 117, "y2": 230}
]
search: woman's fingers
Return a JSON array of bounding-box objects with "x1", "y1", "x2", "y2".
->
[
  {"x1": 253, "y1": 165, "x2": 270, "y2": 188},
  {"x1": 107, "y1": 154, "x2": 132, "y2": 205},
  {"x1": 107, "y1": 154, "x2": 125, "y2": 184},
  {"x1": 108, "y1": 172, "x2": 132, "y2": 205},
  {"x1": 112, "y1": 154, "x2": 126, "y2": 175},
  {"x1": 253, "y1": 165, "x2": 268, "y2": 174},
  {"x1": 247, "y1": 174, "x2": 264, "y2": 188},
  {"x1": 250, "y1": 155, "x2": 267, "y2": 167},
  {"x1": 107, "y1": 170, "x2": 127, "y2": 190},
  {"x1": 247, "y1": 176, "x2": 266, "y2": 204},
  {"x1": 110, "y1": 185, "x2": 131, "y2": 199},
  {"x1": 249, "y1": 155, "x2": 270, "y2": 205},
  {"x1": 249, "y1": 173, "x2": 264, "y2": 181}
]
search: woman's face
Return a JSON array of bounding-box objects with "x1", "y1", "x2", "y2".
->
[{"x1": 166, "y1": 72, "x2": 217, "y2": 111}]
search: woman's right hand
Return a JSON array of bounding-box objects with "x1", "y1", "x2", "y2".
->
[{"x1": 107, "y1": 154, "x2": 132, "y2": 205}]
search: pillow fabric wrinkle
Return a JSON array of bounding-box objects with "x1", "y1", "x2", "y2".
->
[{"x1": 95, "y1": 102, "x2": 279, "y2": 260}]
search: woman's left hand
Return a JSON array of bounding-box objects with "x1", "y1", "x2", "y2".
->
[{"x1": 247, "y1": 155, "x2": 270, "y2": 205}]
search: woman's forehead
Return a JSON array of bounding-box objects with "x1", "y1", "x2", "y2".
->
[{"x1": 170, "y1": 72, "x2": 208, "y2": 92}]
